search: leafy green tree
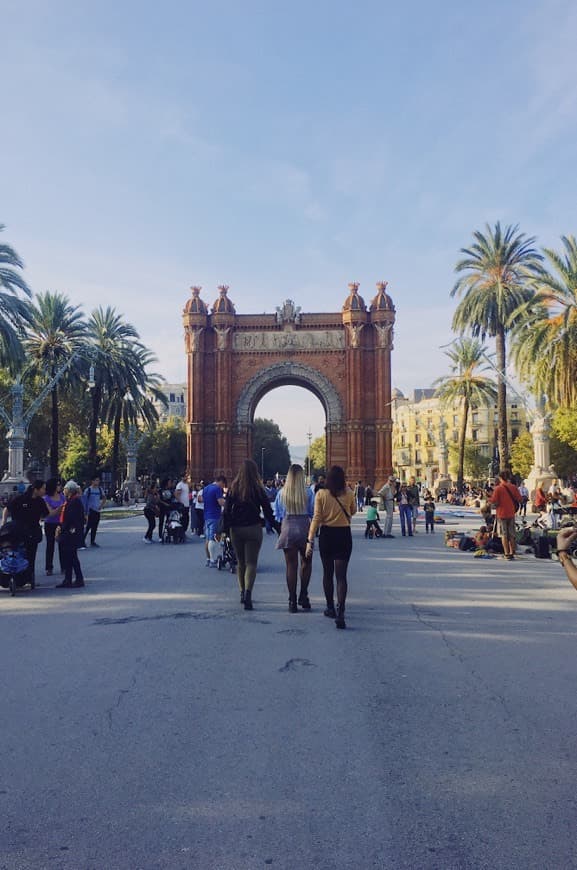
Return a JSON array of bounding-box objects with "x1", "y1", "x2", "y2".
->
[
  {"x1": 60, "y1": 424, "x2": 115, "y2": 487},
  {"x1": 512, "y1": 236, "x2": 577, "y2": 408},
  {"x1": 0, "y1": 224, "x2": 31, "y2": 369},
  {"x1": 252, "y1": 418, "x2": 290, "y2": 479},
  {"x1": 551, "y1": 406, "x2": 577, "y2": 453},
  {"x1": 24, "y1": 291, "x2": 87, "y2": 476},
  {"x1": 448, "y1": 440, "x2": 490, "y2": 481},
  {"x1": 451, "y1": 222, "x2": 542, "y2": 469},
  {"x1": 550, "y1": 437, "x2": 577, "y2": 480},
  {"x1": 137, "y1": 420, "x2": 186, "y2": 481},
  {"x1": 307, "y1": 435, "x2": 326, "y2": 475},
  {"x1": 510, "y1": 431, "x2": 534, "y2": 480},
  {"x1": 434, "y1": 338, "x2": 497, "y2": 490}
]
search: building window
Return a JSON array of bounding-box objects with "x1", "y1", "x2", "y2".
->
[
  {"x1": 401, "y1": 435, "x2": 405, "y2": 447},
  {"x1": 452, "y1": 430, "x2": 458, "y2": 442},
  {"x1": 415, "y1": 451, "x2": 421, "y2": 463},
  {"x1": 415, "y1": 434, "x2": 420, "y2": 444},
  {"x1": 169, "y1": 393, "x2": 175, "y2": 402},
  {"x1": 472, "y1": 412, "x2": 479, "y2": 424},
  {"x1": 512, "y1": 428, "x2": 519, "y2": 440},
  {"x1": 472, "y1": 429, "x2": 478, "y2": 441}
]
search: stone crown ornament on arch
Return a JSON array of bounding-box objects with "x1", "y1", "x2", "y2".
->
[{"x1": 236, "y1": 361, "x2": 344, "y2": 429}]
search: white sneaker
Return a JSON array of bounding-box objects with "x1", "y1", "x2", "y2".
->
[{"x1": 143, "y1": 537, "x2": 153, "y2": 544}]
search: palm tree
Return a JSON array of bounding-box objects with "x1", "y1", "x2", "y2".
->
[
  {"x1": 25, "y1": 292, "x2": 87, "y2": 476},
  {"x1": 104, "y1": 345, "x2": 165, "y2": 487},
  {"x1": 511, "y1": 235, "x2": 577, "y2": 408},
  {"x1": 0, "y1": 224, "x2": 32, "y2": 369},
  {"x1": 86, "y1": 307, "x2": 140, "y2": 474},
  {"x1": 451, "y1": 222, "x2": 542, "y2": 469},
  {"x1": 434, "y1": 338, "x2": 497, "y2": 490}
]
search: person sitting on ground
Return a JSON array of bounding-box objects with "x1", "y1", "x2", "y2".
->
[
  {"x1": 474, "y1": 525, "x2": 490, "y2": 550},
  {"x1": 490, "y1": 470, "x2": 522, "y2": 561},
  {"x1": 364, "y1": 501, "x2": 383, "y2": 538}
]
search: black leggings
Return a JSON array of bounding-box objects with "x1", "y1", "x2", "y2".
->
[
  {"x1": 144, "y1": 508, "x2": 156, "y2": 540},
  {"x1": 319, "y1": 526, "x2": 352, "y2": 610},
  {"x1": 45, "y1": 523, "x2": 63, "y2": 572}
]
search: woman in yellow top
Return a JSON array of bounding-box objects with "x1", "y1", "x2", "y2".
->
[{"x1": 306, "y1": 465, "x2": 356, "y2": 629}]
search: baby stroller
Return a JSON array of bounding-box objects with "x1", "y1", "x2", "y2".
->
[
  {"x1": 0, "y1": 521, "x2": 32, "y2": 596},
  {"x1": 217, "y1": 533, "x2": 237, "y2": 573},
  {"x1": 162, "y1": 503, "x2": 186, "y2": 544}
]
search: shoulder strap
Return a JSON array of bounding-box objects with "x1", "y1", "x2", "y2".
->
[{"x1": 334, "y1": 494, "x2": 351, "y2": 522}]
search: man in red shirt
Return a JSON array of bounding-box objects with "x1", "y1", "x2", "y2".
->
[{"x1": 490, "y1": 470, "x2": 522, "y2": 560}]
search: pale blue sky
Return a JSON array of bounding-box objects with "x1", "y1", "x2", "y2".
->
[{"x1": 2, "y1": 0, "x2": 576, "y2": 445}]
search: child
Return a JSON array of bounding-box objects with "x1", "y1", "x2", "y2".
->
[
  {"x1": 364, "y1": 501, "x2": 383, "y2": 538},
  {"x1": 423, "y1": 492, "x2": 435, "y2": 533},
  {"x1": 474, "y1": 525, "x2": 490, "y2": 550}
]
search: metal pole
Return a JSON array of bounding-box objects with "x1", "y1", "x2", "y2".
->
[{"x1": 261, "y1": 447, "x2": 265, "y2": 480}]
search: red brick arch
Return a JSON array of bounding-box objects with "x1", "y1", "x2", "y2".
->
[{"x1": 183, "y1": 287, "x2": 395, "y2": 487}]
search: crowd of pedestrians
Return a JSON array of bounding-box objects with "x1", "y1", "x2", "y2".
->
[{"x1": 5, "y1": 465, "x2": 577, "y2": 615}]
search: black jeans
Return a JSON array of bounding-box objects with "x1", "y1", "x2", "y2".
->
[
  {"x1": 44, "y1": 523, "x2": 63, "y2": 572},
  {"x1": 61, "y1": 543, "x2": 84, "y2": 584},
  {"x1": 84, "y1": 509, "x2": 101, "y2": 545}
]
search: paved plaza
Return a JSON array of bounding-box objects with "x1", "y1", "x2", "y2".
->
[{"x1": 2, "y1": 509, "x2": 577, "y2": 869}]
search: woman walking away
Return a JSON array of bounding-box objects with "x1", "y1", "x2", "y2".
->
[
  {"x1": 56, "y1": 481, "x2": 85, "y2": 589},
  {"x1": 44, "y1": 478, "x2": 65, "y2": 575},
  {"x1": 306, "y1": 465, "x2": 356, "y2": 629},
  {"x1": 274, "y1": 464, "x2": 315, "y2": 612},
  {"x1": 143, "y1": 485, "x2": 160, "y2": 543},
  {"x1": 223, "y1": 459, "x2": 277, "y2": 611}
]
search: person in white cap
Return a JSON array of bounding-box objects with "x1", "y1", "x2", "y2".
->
[{"x1": 56, "y1": 481, "x2": 85, "y2": 589}]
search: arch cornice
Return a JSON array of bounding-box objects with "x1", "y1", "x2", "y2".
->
[{"x1": 235, "y1": 362, "x2": 344, "y2": 427}]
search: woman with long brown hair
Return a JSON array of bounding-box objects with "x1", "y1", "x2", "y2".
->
[
  {"x1": 274, "y1": 464, "x2": 315, "y2": 612},
  {"x1": 306, "y1": 465, "x2": 356, "y2": 629},
  {"x1": 222, "y1": 459, "x2": 277, "y2": 611}
]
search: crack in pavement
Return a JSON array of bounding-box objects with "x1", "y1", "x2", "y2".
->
[
  {"x1": 411, "y1": 602, "x2": 513, "y2": 720},
  {"x1": 93, "y1": 611, "x2": 227, "y2": 626},
  {"x1": 278, "y1": 658, "x2": 316, "y2": 673}
]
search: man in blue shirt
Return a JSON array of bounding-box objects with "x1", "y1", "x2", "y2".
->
[
  {"x1": 83, "y1": 474, "x2": 106, "y2": 548},
  {"x1": 202, "y1": 474, "x2": 227, "y2": 566}
]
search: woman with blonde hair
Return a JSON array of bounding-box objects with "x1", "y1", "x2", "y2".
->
[
  {"x1": 306, "y1": 465, "x2": 356, "y2": 629},
  {"x1": 274, "y1": 464, "x2": 315, "y2": 612},
  {"x1": 222, "y1": 459, "x2": 277, "y2": 610}
]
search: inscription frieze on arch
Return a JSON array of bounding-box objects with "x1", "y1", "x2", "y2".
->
[{"x1": 233, "y1": 329, "x2": 345, "y2": 352}]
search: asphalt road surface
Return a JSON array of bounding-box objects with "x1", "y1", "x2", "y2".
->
[{"x1": 2, "y1": 509, "x2": 577, "y2": 870}]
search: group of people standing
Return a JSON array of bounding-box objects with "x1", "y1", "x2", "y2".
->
[{"x1": 1, "y1": 476, "x2": 108, "y2": 589}]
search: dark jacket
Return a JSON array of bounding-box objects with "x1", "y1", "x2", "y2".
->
[
  {"x1": 223, "y1": 488, "x2": 275, "y2": 531},
  {"x1": 59, "y1": 496, "x2": 85, "y2": 547}
]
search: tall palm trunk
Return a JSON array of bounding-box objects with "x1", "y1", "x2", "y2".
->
[
  {"x1": 50, "y1": 368, "x2": 59, "y2": 478},
  {"x1": 457, "y1": 396, "x2": 469, "y2": 491},
  {"x1": 88, "y1": 383, "x2": 102, "y2": 474},
  {"x1": 495, "y1": 325, "x2": 509, "y2": 470},
  {"x1": 112, "y1": 406, "x2": 122, "y2": 490}
]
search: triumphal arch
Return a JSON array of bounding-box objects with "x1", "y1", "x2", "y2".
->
[{"x1": 182, "y1": 281, "x2": 395, "y2": 486}]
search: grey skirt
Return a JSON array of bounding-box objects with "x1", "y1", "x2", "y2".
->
[{"x1": 276, "y1": 515, "x2": 311, "y2": 550}]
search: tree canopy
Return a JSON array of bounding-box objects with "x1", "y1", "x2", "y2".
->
[{"x1": 252, "y1": 418, "x2": 290, "y2": 479}]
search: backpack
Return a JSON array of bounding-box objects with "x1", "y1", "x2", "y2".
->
[{"x1": 534, "y1": 532, "x2": 551, "y2": 559}]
